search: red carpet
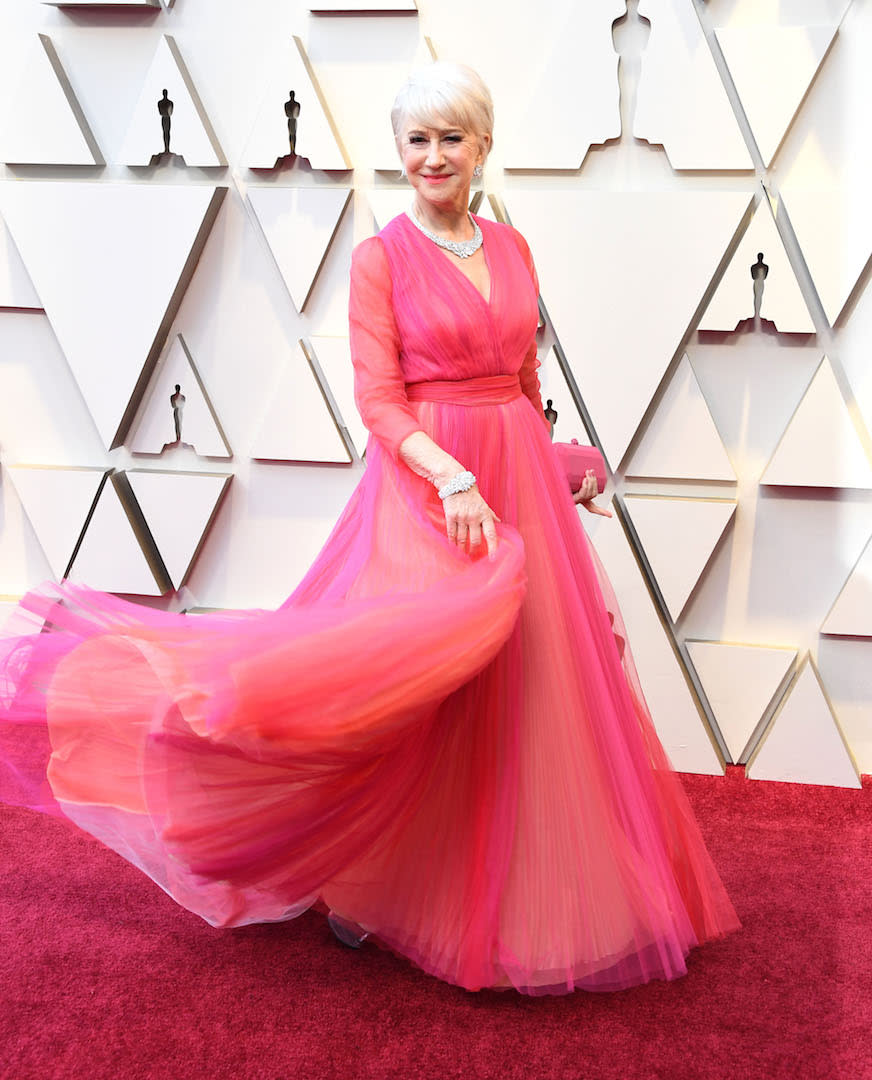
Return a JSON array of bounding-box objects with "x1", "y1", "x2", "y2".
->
[{"x1": 1, "y1": 767, "x2": 870, "y2": 1080}]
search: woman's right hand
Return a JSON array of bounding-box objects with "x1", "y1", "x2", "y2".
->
[
  {"x1": 442, "y1": 484, "x2": 501, "y2": 558},
  {"x1": 395, "y1": 432, "x2": 502, "y2": 556}
]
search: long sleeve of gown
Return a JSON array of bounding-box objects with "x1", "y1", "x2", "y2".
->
[
  {"x1": 350, "y1": 236, "x2": 424, "y2": 459},
  {"x1": 508, "y1": 227, "x2": 549, "y2": 429}
]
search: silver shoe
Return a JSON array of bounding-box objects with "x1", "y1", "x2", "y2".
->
[{"x1": 327, "y1": 911, "x2": 370, "y2": 949}]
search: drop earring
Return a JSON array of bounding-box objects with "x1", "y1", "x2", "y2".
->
[{"x1": 473, "y1": 164, "x2": 483, "y2": 178}]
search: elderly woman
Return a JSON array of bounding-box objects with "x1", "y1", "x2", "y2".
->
[{"x1": 0, "y1": 63, "x2": 737, "y2": 996}]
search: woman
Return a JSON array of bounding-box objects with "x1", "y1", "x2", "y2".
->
[{"x1": 0, "y1": 63, "x2": 738, "y2": 995}]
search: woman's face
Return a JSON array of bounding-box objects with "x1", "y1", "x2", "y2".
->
[{"x1": 399, "y1": 116, "x2": 487, "y2": 214}]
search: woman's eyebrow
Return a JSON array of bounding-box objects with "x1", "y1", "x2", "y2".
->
[{"x1": 407, "y1": 127, "x2": 463, "y2": 135}]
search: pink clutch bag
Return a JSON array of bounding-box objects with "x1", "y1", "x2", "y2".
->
[{"x1": 553, "y1": 439, "x2": 606, "y2": 495}]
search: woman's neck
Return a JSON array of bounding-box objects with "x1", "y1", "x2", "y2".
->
[{"x1": 412, "y1": 196, "x2": 474, "y2": 240}]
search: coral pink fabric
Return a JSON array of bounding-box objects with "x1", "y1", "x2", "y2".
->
[{"x1": 0, "y1": 213, "x2": 738, "y2": 994}]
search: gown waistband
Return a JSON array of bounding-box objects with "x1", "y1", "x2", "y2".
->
[{"x1": 405, "y1": 374, "x2": 522, "y2": 406}]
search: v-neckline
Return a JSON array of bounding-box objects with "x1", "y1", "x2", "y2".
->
[{"x1": 405, "y1": 212, "x2": 494, "y2": 308}]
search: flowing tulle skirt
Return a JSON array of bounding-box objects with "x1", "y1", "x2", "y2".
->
[{"x1": 0, "y1": 379, "x2": 738, "y2": 994}]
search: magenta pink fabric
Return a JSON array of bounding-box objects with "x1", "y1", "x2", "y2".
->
[{"x1": 0, "y1": 213, "x2": 738, "y2": 994}]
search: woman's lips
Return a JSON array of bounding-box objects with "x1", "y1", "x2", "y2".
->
[{"x1": 422, "y1": 174, "x2": 450, "y2": 183}]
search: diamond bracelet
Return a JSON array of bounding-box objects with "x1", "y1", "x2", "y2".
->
[{"x1": 437, "y1": 470, "x2": 477, "y2": 500}]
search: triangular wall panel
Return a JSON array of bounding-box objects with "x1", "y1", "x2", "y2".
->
[
  {"x1": 538, "y1": 346, "x2": 590, "y2": 445},
  {"x1": 118, "y1": 36, "x2": 225, "y2": 167},
  {"x1": 0, "y1": 182, "x2": 226, "y2": 449},
  {"x1": 67, "y1": 475, "x2": 163, "y2": 595},
  {"x1": 310, "y1": 1, "x2": 417, "y2": 9},
  {"x1": 0, "y1": 34, "x2": 102, "y2": 166},
  {"x1": 309, "y1": 335, "x2": 368, "y2": 457},
  {"x1": 716, "y1": 25, "x2": 838, "y2": 167},
  {"x1": 689, "y1": 0, "x2": 846, "y2": 16},
  {"x1": 7, "y1": 466, "x2": 107, "y2": 579},
  {"x1": 125, "y1": 470, "x2": 231, "y2": 589},
  {"x1": 242, "y1": 37, "x2": 349, "y2": 170},
  {"x1": 505, "y1": 190, "x2": 751, "y2": 469},
  {"x1": 43, "y1": 1, "x2": 160, "y2": 6},
  {"x1": 624, "y1": 495, "x2": 737, "y2": 622},
  {"x1": 783, "y1": 185, "x2": 872, "y2": 328},
  {"x1": 0, "y1": 213, "x2": 40, "y2": 309},
  {"x1": 747, "y1": 656, "x2": 860, "y2": 787},
  {"x1": 250, "y1": 340, "x2": 351, "y2": 463},
  {"x1": 635, "y1": 0, "x2": 753, "y2": 170},
  {"x1": 626, "y1": 354, "x2": 735, "y2": 481},
  {"x1": 367, "y1": 189, "x2": 412, "y2": 233},
  {"x1": 502, "y1": 3, "x2": 622, "y2": 168},
  {"x1": 821, "y1": 532, "x2": 872, "y2": 636},
  {"x1": 337, "y1": 33, "x2": 435, "y2": 171},
  {"x1": 778, "y1": 3, "x2": 872, "y2": 326},
  {"x1": 248, "y1": 186, "x2": 351, "y2": 313},
  {"x1": 584, "y1": 503, "x2": 724, "y2": 774},
  {"x1": 473, "y1": 194, "x2": 499, "y2": 223},
  {"x1": 761, "y1": 356, "x2": 872, "y2": 488},
  {"x1": 686, "y1": 640, "x2": 798, "y2": 762},
  {"x1": 699, "y1": 193, "x2": 815, "y2": 333},
  {"x1": 127, "y1": 335, "x2": 231, "y2": 458},
  {"x1": 0, "y1": 470, "x2": 45, "y2": 594}
]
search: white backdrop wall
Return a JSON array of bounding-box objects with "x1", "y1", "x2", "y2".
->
[{"x1": 0, "y1": 0, "x2": 869, "y2": 786}]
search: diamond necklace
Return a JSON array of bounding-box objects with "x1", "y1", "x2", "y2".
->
[{"x1": 406, "y1": 209, "x2": 483, "y2": 259}]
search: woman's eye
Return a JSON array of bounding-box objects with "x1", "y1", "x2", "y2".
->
[
  {"x1": 444, "y1": 135, "x2": 462, "y2": 143},
  {"x1": 409, "y1": 136, "x2": 426, "y2": 145}
]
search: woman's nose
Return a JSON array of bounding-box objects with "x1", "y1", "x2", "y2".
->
[{"x1": 425, "y1": 138, "x2": 444, "y2": 167}]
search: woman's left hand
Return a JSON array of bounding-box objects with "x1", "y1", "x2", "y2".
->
[{"x1": 573, "y1": 469, "x2": 613, "y2": 517}]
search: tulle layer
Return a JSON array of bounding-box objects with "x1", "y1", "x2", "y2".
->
[
  {"x1": 0, "y1": 390, "x2": 738, "y2": 993},
  {"x1": 317, "y1": 393, "x2": 739, "y2": 992}
]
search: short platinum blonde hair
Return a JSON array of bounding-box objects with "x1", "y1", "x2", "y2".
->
[{"x1": 391, "y1": 62, "x2": 494, "y2": 157}]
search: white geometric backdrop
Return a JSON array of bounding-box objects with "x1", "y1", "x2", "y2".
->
[{"x1": 0, "y1": 0, "x2": 869, "y2": 788}]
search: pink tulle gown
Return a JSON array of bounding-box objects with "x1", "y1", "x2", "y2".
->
[{"x1": 0, "y1": 213, "x2": 739, "y2": 994}]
